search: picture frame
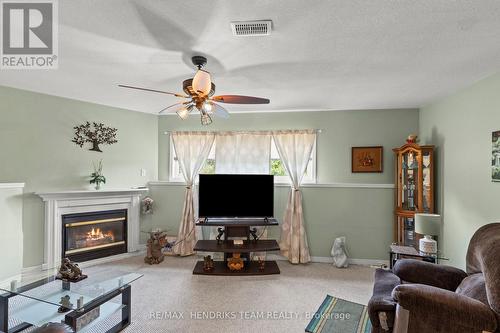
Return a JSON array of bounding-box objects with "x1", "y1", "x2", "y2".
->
[
  {"x1": 351, "y1": 146, "x2": 383, "y2": 173},
  {"x1": 492, "y1": 131, "x2": 500, "y2": 182}
]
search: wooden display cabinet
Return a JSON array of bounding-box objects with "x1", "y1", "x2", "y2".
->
[{"x1": 393, "y1": 141, "x2": 435, "y2": 247}]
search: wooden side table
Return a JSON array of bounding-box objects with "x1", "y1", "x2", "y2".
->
[{"x1": 389, "y1": 244, "x2": 448, "y2": 269}]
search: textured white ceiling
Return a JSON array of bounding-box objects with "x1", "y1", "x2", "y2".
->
[{"x1": 1, "y1": 0, "x2": 500, "y2": 114}]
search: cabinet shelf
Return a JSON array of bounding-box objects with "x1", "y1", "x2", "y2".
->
[
  {"x1": 193, "y1": 260, "x2": 280, "y2": 276},
  {"x1": 194, "y1": 240, "x2": 280, "y2": 253}
]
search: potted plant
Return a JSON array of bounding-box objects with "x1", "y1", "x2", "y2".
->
[{"x1": 90, "y1": 160, "x2": 106, "y2": 190}]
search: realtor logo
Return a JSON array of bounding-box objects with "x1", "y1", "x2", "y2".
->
[{"x1": 1, "y1": 0, "x2": 58, "y2": 69}]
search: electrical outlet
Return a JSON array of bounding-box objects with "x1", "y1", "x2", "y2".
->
[{"x1": 140, "y1": 168, "x2": 146, "y2": 177}]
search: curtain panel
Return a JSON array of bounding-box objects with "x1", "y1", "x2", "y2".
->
[
  {"x1": 171, "y1": 131, "x2": 215, "y2": 256},
  {"x1": 215, "y1": 132, "x2": 272, "y2": 174},
  {"x1": 273, "y1": 130, "x2": 316, "y2": 264}
]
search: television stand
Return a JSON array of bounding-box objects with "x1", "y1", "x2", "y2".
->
[{"x1": 193, "y1": 218, "x2": 280, "y2": 276}]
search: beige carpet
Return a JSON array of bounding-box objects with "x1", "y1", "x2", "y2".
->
[{"x1": 89, "y1": 255, "x2": 375, "y2": 333}]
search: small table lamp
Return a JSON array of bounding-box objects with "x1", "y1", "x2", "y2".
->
[{"x1": 414, "y1": 213, "x2": 441, "y2": 254}]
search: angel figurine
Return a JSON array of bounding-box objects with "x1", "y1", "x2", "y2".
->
[{"x1": 331, "y1": 236, "x2": 349, "y2": 268}]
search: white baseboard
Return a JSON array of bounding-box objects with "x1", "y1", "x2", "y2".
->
[{"x1": 266, "y1": 254, "x2": 388, "y2": 267}]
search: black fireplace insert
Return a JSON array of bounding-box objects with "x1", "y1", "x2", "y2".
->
[{"x1": 62, "y1": 209, "x2": 127, "y2": 262}]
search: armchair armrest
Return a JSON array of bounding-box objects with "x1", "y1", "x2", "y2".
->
[
  {"x1": 368, "y1": 269, "x2": 400, "y2": 330},
  {"x1": 393, "y1": 259, "x2": 467, "y2": 290},
  {"x1": 392, "y1": 284, "x2": 497, "y2": 332}
]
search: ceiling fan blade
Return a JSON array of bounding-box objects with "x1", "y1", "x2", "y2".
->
[
  {"x1": 118, "y1": 84, "x2": 189, "y2": 98},
  {"x1": 158, "y1": 102, "x2": 185, "y2": 114},
  {"x1": 211, "y1": 103, "x2": 230, "y2": 119},
  {"x1": 212, "y1": 95, "x2": 270, "y2": 104}
]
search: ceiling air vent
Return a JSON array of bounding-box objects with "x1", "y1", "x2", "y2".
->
[{"x1": 231, "y1": 20, "x2": 272, "y2": 36}]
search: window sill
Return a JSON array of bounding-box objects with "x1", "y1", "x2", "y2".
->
[{"x1": 148, "y1": 181, "x2": 394, "y2": 189}]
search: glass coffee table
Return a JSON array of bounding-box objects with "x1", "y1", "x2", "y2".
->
[{"x1": 0, "y1": 268, "x2": 142, "y2": 332}]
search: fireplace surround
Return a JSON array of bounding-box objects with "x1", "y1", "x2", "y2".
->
[{"x1": 36, "y1": 188, "x2": 148, "y2": 269}]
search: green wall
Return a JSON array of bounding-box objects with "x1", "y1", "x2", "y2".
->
[
  {"x1": 0, "y1": 186, "x2": 24, "y2": 280},
  {"x1": 420, "y1": 73, "x2": 500, "y2": 269},
  {"x1": 0, "y1": 86, "x2": 158, "y2": 268},
  {"x1": 153, "y1": 109, "x2": 419, "y2": 260}
]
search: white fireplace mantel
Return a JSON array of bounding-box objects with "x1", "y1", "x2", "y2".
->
[{"x1": 36, "y1": 188, "x2": 148, "y2": 269}]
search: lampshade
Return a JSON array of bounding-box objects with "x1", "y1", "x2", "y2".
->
[
  {"x1": 414, "y1": 213, "x2": 441, "y2": 236},
  {"x1": 176, "y1": 108, "x2": 189, "y2": 120},
  {"x1": 176, "y1": 105, "x2": 193, "y2": 120},
  {"x1": 192, "y1": 69, "x2": 211, "y2": 96},
  {"x1": 202, "y1": 100, "x2": 213, "y2": 113}
]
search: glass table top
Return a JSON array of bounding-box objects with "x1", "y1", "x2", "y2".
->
[
  {"x1": 0, "y1": 268, "x2": 142, "y2": 311},
  {"x1": 390, "y1": 243, "x2": 448, "y2": 260}
]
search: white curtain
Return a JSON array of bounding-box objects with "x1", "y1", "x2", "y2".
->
[
  {"x1": 215, "y1": 132, "x2": 272, "y2": 259},
  {"x1": 273, "y1": 130, "x2": 316, "y2": 264},
  {"x1": 216, "y1": 132, "x2": 271, "y2": 174},
  {"x1": 171, "y1": 131, "x2": 215, "y2": 256}
]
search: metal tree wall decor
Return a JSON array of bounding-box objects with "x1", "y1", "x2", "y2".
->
[{"x1": 72, "y1": 122, "x2": 118, "y2": 152}]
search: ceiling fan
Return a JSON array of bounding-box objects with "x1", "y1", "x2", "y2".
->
[{"x1": 118, "y1": 56, "x2": 270, "y2": 125}]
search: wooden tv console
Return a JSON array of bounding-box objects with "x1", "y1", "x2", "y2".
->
[{"x1": 193, "y1": 218, "x2": 280, "y2": 276}]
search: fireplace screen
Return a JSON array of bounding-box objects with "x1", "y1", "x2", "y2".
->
[{"x1": 63, "y1": 210, "x2": 127, "y2": 261}]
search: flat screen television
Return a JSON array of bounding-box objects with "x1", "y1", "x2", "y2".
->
[{"x1": 198, "y1": 174, "x2": 274, "y2": 218}]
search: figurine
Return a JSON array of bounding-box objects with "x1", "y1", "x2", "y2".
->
[
  {"x1": 258, "y1": 257, "x2": 266, "y2": 271},
  {"x1": 406, "y1": 134, "x2": 419, "y2": 144},
  {"x1": 57, "y1": 258, "x2": 87, "y2": 282},
  {"x1": 144, "y1": 230, "x2": 168, "y2": 264},
  {"x1": 331, "y1": 236, "x2": 349, "y2": 268},
  {"x1": 58, "y1": 295, "x2": 73, "y2": 313},
  {"x1": 227, "y1": 253, "x2": 244, "y2": 271},
  {"x1": 142, "y1": 196, "x2": 154, "y2": 214},
  {"x1": 203, "y1": 255, "x2": 214, "y2": 272}
]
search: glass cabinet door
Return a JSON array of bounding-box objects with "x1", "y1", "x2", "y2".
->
[
  {"x1": 397, "y1": 215, "x2": 415, "y2": 246},
  {"x1": 422, "y1": 150, "x2": 432, "y2": 213},
  {"x1": 401, "y1": 150, "x2": 419, "y2": 211}
]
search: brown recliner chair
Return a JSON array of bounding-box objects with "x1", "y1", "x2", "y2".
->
[{"x1": 368, "y1": 223, "x2": 500, "y2": 333}]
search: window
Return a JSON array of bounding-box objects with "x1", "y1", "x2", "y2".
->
[
  {"x1": 169, "y1": 137, "x2": 317, "y2": 184},
  {"x1": 169, "y1": 141, "x2": 216, "y2": 182},
  {"x1": 270, "y1": 137, "x2": 316, "y2": 184}
]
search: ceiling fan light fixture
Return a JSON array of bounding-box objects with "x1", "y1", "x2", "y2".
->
[
  {"x1": 192, "y1": 69, "x2": 212, "y2": 96},
  {"x1": 176, "y1": 105, "x2": 192, "y2": 120},
  {"x1": 200, "y1": 110, "x2": 213, "y2": 126},
  {"x1": 202, "y1": 100, "x2": 213, "y2": 113}
]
